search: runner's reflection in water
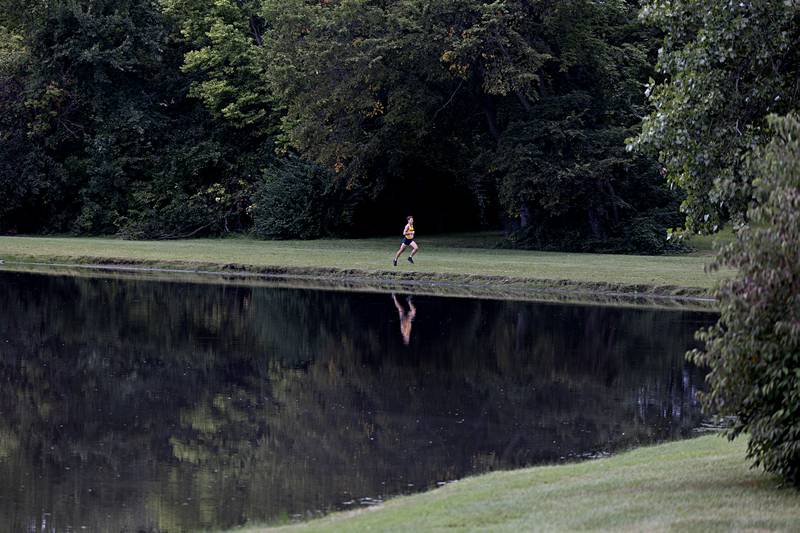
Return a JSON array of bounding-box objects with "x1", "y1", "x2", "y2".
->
[{"x1": 391, "y1": 293, "x2": 417, "y2": 346}]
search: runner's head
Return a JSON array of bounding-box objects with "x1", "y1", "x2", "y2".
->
[{"x1": 407, "y1": 215, "x2": 413, "y2": 224}]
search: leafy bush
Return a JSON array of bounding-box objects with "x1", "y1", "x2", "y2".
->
[
  {"x1": 690, "y1": 114, "x2": 800, "y2": 485},
  {"x1": 504, "y1": 206, "x2": 686, "y2": 255},
  {"x1": 252, "y1": 156, "x2": 356, "y2": 240},
  {"x1": 115, "y1": 191, "x2": 217, "y2": 240},
  {"x1": 115, "y1": 177, "x2": 255, "y2": 240},
  {"x1": 622, "y1": 207, "x2": 688, "y2": 255}
]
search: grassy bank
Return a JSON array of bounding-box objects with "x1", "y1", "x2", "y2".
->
[
  {"x1": 0, "y1": 233, "x2": 730, "y2": 297},
  {"x1": 237, "y1": 435, "x2": 800, "y2": 532}
]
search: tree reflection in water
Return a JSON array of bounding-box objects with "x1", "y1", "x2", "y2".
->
[{"x1": 0, "y1": 271, "x2": 716, "y2": 532}]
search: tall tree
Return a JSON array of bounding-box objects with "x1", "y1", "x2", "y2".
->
[
  {"x1": 161, "y1": 0, "x2": 273, "y2": 130},
  {"x1": 632, "y1": 0, "x2": 800, "y2": 234}
]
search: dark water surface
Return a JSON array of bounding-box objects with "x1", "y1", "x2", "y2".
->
[{"x1": 0, "y1": 270, "x2": 716, "y2": 532}]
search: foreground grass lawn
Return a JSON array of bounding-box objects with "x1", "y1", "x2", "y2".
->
[
  {"x1": 0, "y1": 233, "x2": 728, "y2": 291},
  {"x1": 238, "y1": 435, "x2": 800, "y2": 533}
]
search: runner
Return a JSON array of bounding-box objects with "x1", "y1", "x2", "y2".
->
[{"x1": 393, "y1": 215, "x2": 418, "y2": 266}]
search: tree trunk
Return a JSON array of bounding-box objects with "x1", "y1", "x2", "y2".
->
[
  {"x1": 250, "y1": 16, "x2": 264, "y2": 46},
  {"x1": 520, "y1": 204, "x2": 531, "y2": 228},
  {"x1": 481, "y1": 93, "x2": 501, "y2": 144}
]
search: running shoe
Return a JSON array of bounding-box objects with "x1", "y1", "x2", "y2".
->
[
  {"x1": 407, "y1": 257, "x2": 414, "y2": 264},
  {"x1": 393, "y1": 258, "x2": 397, "y2": 266}
]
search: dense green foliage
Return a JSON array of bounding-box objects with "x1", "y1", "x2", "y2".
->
[
  {"x1": 633, "y1": 0, "x2": 800, "y2": 234},
  {"x1": 0, "y1": 0, "x2": 263, "y2": 237},
  {"x1": 252, "y1": 156, "x2": 356, "y2": 239},
  {"x1": 1, "y1": 0, "x2": 684, "y2": 251},
  {"x1": 690, "y1": 115, "x2": 800, "y2": 486},
  {"x1": 262, "y1": 0, "x2": 681, "y2": 250},
  {"x1": 633, "y1": 0, "x2": 800, "y2": 486},
  {"x1": 161, "y1": 0, "x2": 272, "y2": 130}
]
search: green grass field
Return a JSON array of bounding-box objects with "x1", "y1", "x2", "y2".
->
[
  {"x1": 0, "y1": 233, "x2": 731, "y2": 293},
  {"x1": 235, "y1": 435, "x2": 800, "y2": 533}
]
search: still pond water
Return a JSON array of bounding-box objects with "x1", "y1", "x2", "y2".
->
[{"x1": 0, "y1": 270, "x2": 716, "y2": 532}]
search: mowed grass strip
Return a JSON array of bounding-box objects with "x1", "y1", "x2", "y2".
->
[
  {"x1": 0, "y1": 233, "x2": 727, "y2": 290},
  {"x1": 238, "y1": 436, "x2": 800, "y2": 533}
]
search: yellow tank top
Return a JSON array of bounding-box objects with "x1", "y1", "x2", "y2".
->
[{"x1": 404, "y1": 224, "x2": 415, "y2": 239}]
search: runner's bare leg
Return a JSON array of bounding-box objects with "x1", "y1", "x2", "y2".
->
[{"x1": 394, "y1": 243, "x2": 407, "y2": 261}]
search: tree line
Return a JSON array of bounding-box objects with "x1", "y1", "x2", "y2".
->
[{"x1": 1, "y1": 0, "x2": 683, "y2": 252}]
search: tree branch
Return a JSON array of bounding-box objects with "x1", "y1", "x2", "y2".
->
[{"x1": 432, "y1": 79, "x2": 464, "y2": 123}]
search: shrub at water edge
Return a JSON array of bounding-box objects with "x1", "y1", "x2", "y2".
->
[{"x1": 690, "y1": 114, "x2": 800, "y2": 485}]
